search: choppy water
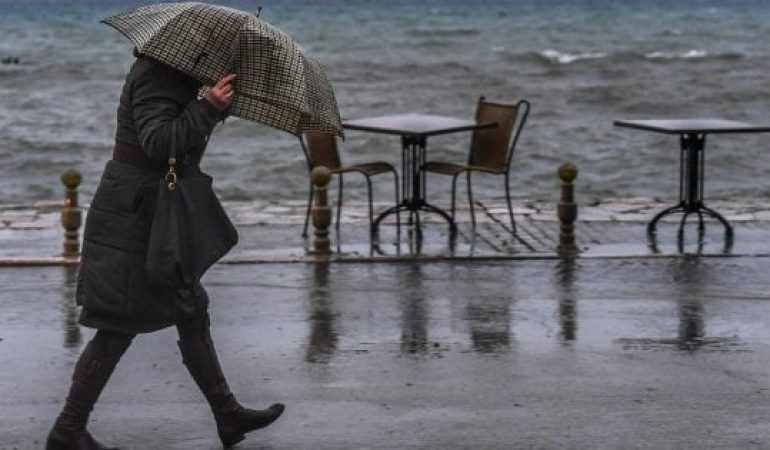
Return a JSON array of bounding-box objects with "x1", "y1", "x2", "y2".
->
[{"x1": 3, "y1": 0, "x2": 770, "y2": 205}]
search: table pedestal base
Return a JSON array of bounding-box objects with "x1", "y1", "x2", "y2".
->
[
  {"x1": 372, "y1": 135, "x2": 456, "y2": 237},
  {"x1": 647, "y1": 211, "x2": 734, "y2": 254},
  {"x1": 647, "y1": 201, "x2": 733, "y2": 238},
  {"x1": 373, "y1": 200, "x2": 456, "y2": 237},
  {"x1": 647, "y1": 132, "x2": 733, "y2": 238}
]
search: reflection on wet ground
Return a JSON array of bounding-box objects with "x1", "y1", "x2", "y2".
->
[
  {"x1": 556, "y1": 259, "x2": 578, "y2": 343},
  {"x1": 305, "y1": 263, "x2": 338, "y2": 364},
  {"x1": 3, "y1": 258, "x2": 770, "y2": 357},
  {"x1": 60, "y1": 266, "x2": 82, "y2": 349},
  {"x1": 3, "y1": 257, "x2": 770, "y2": 448}
]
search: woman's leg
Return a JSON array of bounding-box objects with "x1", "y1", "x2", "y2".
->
[
  {"x1": 176, "y1": 311, "x2": 284, "y2": 448},
  {"x1": 47, "y1": 329, "x2": 135, "y2": 450}
]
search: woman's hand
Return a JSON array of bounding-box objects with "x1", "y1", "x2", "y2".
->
[{"x1": 204, "y1": 74, "x2": 236, "y2": 112}]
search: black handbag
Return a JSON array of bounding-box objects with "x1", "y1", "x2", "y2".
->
[{"x1": 144, "y1": 149, "x2": 238, "y2": 289}]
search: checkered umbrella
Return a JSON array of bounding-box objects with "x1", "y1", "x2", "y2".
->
[{"x1": 102, "y1": 2, "x2": 342, "y2": 136}]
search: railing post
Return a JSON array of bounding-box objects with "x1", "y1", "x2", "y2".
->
[
  {"x1": 557, "y1": 163, "x2": 579, "y2": 257},
  {"x1": 60, "y1": 169, "x2": 83, "y2": 258},
  {"x1": 310, "y1": 166, "x2": 332, "y2": 256}
]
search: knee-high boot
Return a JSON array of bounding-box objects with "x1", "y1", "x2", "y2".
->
[
  {"x1": 46, "y1": 330, "x2": 133, "y2": 450},
  {"x1": 177, "y1": 326, "x2": 284, "y2": 448}
]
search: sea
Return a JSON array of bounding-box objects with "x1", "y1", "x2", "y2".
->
[{"x1": 2, "y1": 0, "x2": 770, "y2": 205}]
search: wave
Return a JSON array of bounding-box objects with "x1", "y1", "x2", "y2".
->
[
  {"x1": 646, "y1": 49, "x2": 740, "y2": 60},
  {"x1": 514, "y1": 49, "x2": 746, "y2": 65},
  {"x1": 644, "y1": 49, "x2": 745, "y2": 61},
  {"x1": 538, "y1": 49, "x2": 608, "y2": 64},
  {"x1": 645, "y1": 49, "x2": 707, "y2": 59}
]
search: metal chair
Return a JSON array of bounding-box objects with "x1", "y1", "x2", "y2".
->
[
  {"x1": 299, "y1": 131, "x2": 400, "y2": 237},
  {"x1": 422, "y1": 97, "x2": 530, "y2": 232}
]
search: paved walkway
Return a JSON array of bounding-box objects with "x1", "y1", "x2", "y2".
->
[
  {"x1": 3, "y1": 198, "x2": 770, "y2": 449},
  {"x1": 3, "y1": 253, "x2": 770, "y2": 449},
  {"x1": 3, "y1": 197, "x2": 770, "y2": 264}
]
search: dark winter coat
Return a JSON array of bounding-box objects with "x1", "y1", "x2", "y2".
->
[{"x1": 77, "y1": 56, "x2": 223, "y2": 334}]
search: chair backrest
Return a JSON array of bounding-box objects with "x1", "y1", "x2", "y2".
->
[
  {"x1": 300, "y1": 130, "x2": 342, "y2": 170},
  {"x1": 468, "y1": 98, "x2": 530, "y2": 172}
]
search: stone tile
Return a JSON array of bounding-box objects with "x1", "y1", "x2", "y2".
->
[
  {"x1": 340, "y1": 210, "x2": 370, "y2": 219},
  {"x1": 723, "y1": 213, "x2": 757, "y2": 222},
  {"x1": 751, "y1": 211, "x2": 770, "y2": 221},
  {"x1": 596, "y1": 202, "x2": 655, "y2": 213},
  {"x1": 599, "y1": 196, "x2": 658, "y2": 205},
  {"x1": 32, "y1": 200, "x2": 64, "y2": 211},
  {"x1": 8, "y1": 221, "x2": 49, "y2": 230},
  {"x1": 0, "y1": 211, "x2": 36, "y2": 223},
  {"x1": 261, "y1": 205, "x2": 297, "y2": 214},
  {"x1": 513, "y1": 206, "x2": 540, "y2": 215},
  {"x1": 609, "y1": 213, "x2": 652, "y2": 222},
  {"x1": 529, "y1": 213, "x2": 559, "y2": 222},
  {"x1": 37, "y1": 211, "x2": 61, "y2": 226},
  {"x1": 231, "y1": 213, "x2": 286, "y2": 226},
  {"x1": 576, "y1": 208, "x2": 615, "y2": 221}
]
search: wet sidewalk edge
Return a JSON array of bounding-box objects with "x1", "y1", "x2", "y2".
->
[{"x1": 3, "y1": 197, "x2": 770, "y2": 266}]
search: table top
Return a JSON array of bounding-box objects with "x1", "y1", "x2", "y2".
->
[
  {"x1": 343, "y1": 113, "x2": 495, "y2": 137},
  {"x1": 614, "y1": 118, "x2": 770, "y2": 134}
]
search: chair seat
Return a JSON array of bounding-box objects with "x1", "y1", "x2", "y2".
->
[
  {"x1": 336, "y1": 161, "x2": 395, "y2": 176},
  {"x1": 423, "y1": 161, "x2": 504, "y2": 176},
  {"x1": 423, "y1": 161, "x2": 465, "y2": 176}
]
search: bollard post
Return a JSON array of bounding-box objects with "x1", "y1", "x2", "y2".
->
[
  {"x1": 557, "y1": 163, "x2": 579, "y2": 256},
  {"x1": 310, "y1": 166, "x2": 332, "y2": 256},
  {"x1": 60, "y1": 169, "x2": 83, "y2": 258}
]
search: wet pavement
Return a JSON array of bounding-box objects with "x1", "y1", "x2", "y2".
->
[
  {"x1": 5, "y1": 197, "x2": 770, "y2": 262},
  {"x1": 2, "y1": 199, "x2": 770, "y2": 448}
]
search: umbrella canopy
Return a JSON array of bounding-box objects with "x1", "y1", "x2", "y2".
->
[{"x1": 103, "y1": 2, "x2": 343, "y2": 136}]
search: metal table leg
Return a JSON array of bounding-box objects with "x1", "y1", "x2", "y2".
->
[
  {"x1": 373, "y1": 135, "x2": 456, "y2": 236},
  {"x1": 647, "y1": 132, "x2": 733, "y2": 237}
]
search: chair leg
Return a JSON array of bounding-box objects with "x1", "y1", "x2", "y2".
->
[
  {"x1": 392, "y1": 170, "x2": 401, "y2": 233},
  {"x1": 365, "y1": 175, "x2": 374, "y2": 234},
  {"x1": 466, "y1": 171, "x2": 476, "y2": 229},
  {"x1": 336, "y1": 173, "x2": 343, "y2": 231},
  {"x1": 302, "y1": 181, "x2": 315, "y2": 238},
  {"x1": 505, "y1": 173, "x2": 516, "y2": 234},
  {"x1": 450, "y1": 173, "x2": 460, "y2": 225}
]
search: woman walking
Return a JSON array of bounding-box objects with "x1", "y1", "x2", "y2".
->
[{"x1": 46, "y1": 53, "x2": 284, "y2": 450}]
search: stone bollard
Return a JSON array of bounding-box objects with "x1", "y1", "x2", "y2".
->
[
  {"x1": 61, "y1": 169, "x2": 83, "y2": 258},
  {"x1": 557, "y1": 163, "x2": 579, "y2": 256},
  {"x1": 310, "y1": 166, "x2": 332, "y2": 256}
]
